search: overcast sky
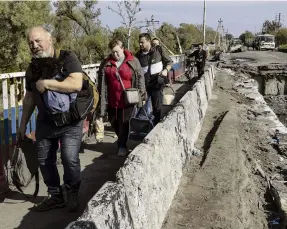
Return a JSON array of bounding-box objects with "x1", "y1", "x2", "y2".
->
[{"x1": 97, "y1": 1, "x2": 287, "y2": 37}]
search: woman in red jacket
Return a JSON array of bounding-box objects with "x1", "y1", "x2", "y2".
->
[{"x1": 98, "y1": 39, "x2": 146, "y2": 157}]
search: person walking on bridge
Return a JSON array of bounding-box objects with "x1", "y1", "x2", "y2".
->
[
  {"x1": 97, "y1": 38, "x2": 146, "y2": 157},
  {"x1": 188, "y1": 44, "x2": 207, "y2": 78},
  {"x1": 151, "y1": 37, "x2": 160, "y2": 47},
  {"x1": 136, "y1": 33, "x2": 173, "y2": 125},
  {"x1": 18, "y1": 26, "x2": 84, "y2": 212}
]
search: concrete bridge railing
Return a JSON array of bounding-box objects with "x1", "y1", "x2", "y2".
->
[{"x1": 66, "y1": 64, "x2": 216, "y2": 229}]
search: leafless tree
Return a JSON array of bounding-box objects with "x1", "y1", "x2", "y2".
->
[{"x1": 108, "y1": 0, "x2": 142, "y2": 49}]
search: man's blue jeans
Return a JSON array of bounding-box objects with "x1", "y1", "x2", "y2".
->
[{"x1": 36, "y1": 120, "x2": 83, "y2": 196}]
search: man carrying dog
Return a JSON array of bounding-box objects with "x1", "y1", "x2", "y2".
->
[{"x1": 18, "y1": 26, "x2": 84, "y2": 212}]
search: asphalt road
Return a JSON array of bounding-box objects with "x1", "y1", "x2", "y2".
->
[{"x1": 224, "y1": 50, "x2": 287, "y2": 66}]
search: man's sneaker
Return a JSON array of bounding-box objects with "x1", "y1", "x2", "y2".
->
[
  {"x1": 118, "y1": 148, "x2": 128, "y2": 157},
  {"x1": 33, "y1": 195, "x2": 66, "y2": 212},
  {"x1": 67, "y1": 191, "x2": 79, "y2": 213}
]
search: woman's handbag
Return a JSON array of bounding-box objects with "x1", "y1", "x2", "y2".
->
[{"x1": 116, "y1": 69, "x2": 140, "y2": 106}]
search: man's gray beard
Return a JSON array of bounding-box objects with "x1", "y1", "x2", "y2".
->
[{"x1": 32, "y1": 46, "x2": 53, "y2": 59}]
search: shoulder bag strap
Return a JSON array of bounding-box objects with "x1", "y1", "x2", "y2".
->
[{"x1": 115, "y1": 68, "x2": 126, "y2": 91}]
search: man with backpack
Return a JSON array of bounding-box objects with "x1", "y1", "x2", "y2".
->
[
  {"x1": 136, "y1": 33, "x2": 173, "y2": 125},
  {"x1": 17, "y1": 26, "x2": 90, "y2": 212}
]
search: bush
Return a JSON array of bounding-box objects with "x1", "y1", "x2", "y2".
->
[{"x1": 279, "y1": 44, "x2": 287, "y2": 49}]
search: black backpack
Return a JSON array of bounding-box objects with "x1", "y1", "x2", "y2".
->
[{"x1": 53, "y1": 50, "x2": 96, "y2": 126}]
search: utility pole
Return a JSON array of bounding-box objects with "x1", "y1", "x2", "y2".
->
[
  {"x1": 144, "y1": 15, "x2": 175, "y2": 55},
  {"x1": 278, "y1": 13, "x2": 282, "y2": 31},
  {"x1": 219, "y1": 18, "x2": 223, "y2": 48},
  {"x1": 225, "y1": 29, "x2": 228, "y2": 49},
  {"x1": 275, "y1": 13, "x2": 278, "y2": 33},
  {"x1": 214, "y1": 18, "x2": 223, "y2": 48},
  {"x1": 146, "y1": 15, "x2": 159, "y2": 36},
  {"x1": 215, "y1": 18, "x2": 223, "y2": 48},
  {"x1": 203, "y1": 0, "x2": 206, "y2": 46},
  {"x1": 221, "y1": 24, "x2": 225, "y2": 49},
  {"x1": 274, "y1": 13, "x2": 282, "y2": 33}
]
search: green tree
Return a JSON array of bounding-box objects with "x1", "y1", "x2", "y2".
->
[
  {"x1": 0, "y1": 1, "x2": 52, "y2": 72},
  {"x1": 107, "y1": 0, "x2": 142, "y2": 50},
  {"x1": 205, "y1": 25, "x2": 217, "y2": 43},
  {"x1": 129, "y1": 27, "x2": 141, "y2": 54},
  {"x1": 52, "y1": 16, "x2": 74, "y2": 50},
  {"x1": 111, "y1": 26, "x2": 140, "y2": 53},
  {"x1": 54, "y1": 0, "x2": 110, "y2": 63},
  {"x1": 262, "y1": 20, "x2": 282, "y2": 34},
  {"x1": 156, "y1": 23, "x2": 178, "y2": 54},
  {"x1": 177, "y1": 23, "x2": 202, "y2": 50},
  {"x1": 112, "y1": 26, "x2": 129, "y2": 45},
  {"x1": 226, "y1": 33, "x2": 234, "y2": 40},
  {"x1": 239, "y1": 31, "x2": 255, "y2": 45},
  {"x1": 276, "y1": 28, "x2": 287, "y2": 46}
]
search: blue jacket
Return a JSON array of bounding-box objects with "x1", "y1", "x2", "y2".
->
[{"x1": 43, "y1": 74, "x2": 77, "y2": 114}]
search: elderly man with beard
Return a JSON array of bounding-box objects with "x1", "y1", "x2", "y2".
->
[{"x1": 18, "y1": 26, "x2": 84, "y2": 212}]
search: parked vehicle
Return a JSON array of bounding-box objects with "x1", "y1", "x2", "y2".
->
[
  {"x1": 228, "y1": 38, "x2": 245, "y2": 53},
  {"x1": 253, "y1": 34, "x2": 275, "y2": 51}
]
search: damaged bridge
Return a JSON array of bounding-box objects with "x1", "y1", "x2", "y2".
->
[{"x1": 2, "y1": 51, "x2": 287, "y2": 229}]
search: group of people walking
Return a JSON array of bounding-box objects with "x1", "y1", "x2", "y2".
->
[
  {"x1": 13, "y1": 23, "x2": 207, "y2": 214},
  {"x1": 17, "y1": 26, "x2": 172, "y2": 212},
  {"x1": 97, "y1": 33, "x2": 173, "y2": 156}
]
